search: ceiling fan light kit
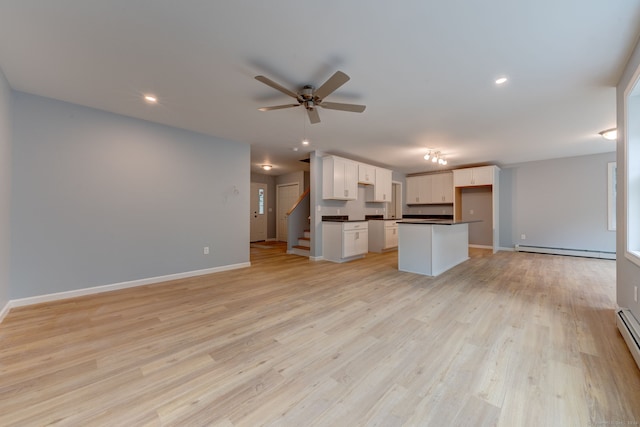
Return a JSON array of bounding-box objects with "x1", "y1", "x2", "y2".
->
[{"x1": 255, "y1": 71, "x2": 366, "y2": 124}]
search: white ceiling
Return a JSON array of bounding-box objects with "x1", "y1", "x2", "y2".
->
[{"x1": 1, "y1": 1, "x2": 638, "y2": 175}]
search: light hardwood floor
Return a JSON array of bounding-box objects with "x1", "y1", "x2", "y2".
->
[{"x1": 1, "y1": 246, "x2": 639, "y2": 426}]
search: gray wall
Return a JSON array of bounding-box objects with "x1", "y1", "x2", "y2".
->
[
  {"x1": 500, "y1": 152, "x2": 616, "y2": 252},
  {"x1": 460, "y1": 187, "x2": 493, "y2": 246},
  {"x1": 617, "y1": 36, "x2": 640, "y2": 320},
  {"x1": 0, "y1": 68, "x2": 11, "y2": 310},
  {"x1": 11, "y1": 93, "x2": 249, "y2": 299},
  {"x1": 250, "y1": 172, "x2": 276, "y2": 239}
]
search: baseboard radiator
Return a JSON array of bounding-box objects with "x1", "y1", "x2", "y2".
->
[
  {"x1": 514, "y1": 244, "x2": 615, "y2": 260},
  {"x1": 617, "y1": 309, "x2": 640, "y2": 371}
]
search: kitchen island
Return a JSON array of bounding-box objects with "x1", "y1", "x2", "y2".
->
[{"x1": 397, "y1": 219, "x2": 478, "y2": 276}]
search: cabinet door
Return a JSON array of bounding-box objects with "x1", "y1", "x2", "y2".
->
[
  {"x1": 406, "y1": 175, "x2": 432, "y2": 204},
  {"x1": 471, "y1": 166, "x2": 494, "y2": 186},
  {"x1": 343, "y1": 159, "x2": 358, "y2": 199},
  {"x1": 453, "y1": 168, "x2": 473, "y2": 187},
  {"x1": 343, "y1": 229, "x2": 367, "y2": 257},
  {"x1": 367, "y1": 167, "x2": 392, "y2": 202},
  {"x1": 419, "y1": 175, "x2": 433, "y2": 203},
  {"x1": 431, "y1": 173, "x2": 453, "y2": 203},
  {"x1": 323, "y1": 156, "x2": 357, "y2": 200},
  {"x1": 384, "y1": 226, "x2": 398, "y2": 248},
  {"x1": 406, "y1": 176, "x2": 421, "y2": 204},
  {"x1": 358, "y1": 163, "x2": 375, "y2": 185}
]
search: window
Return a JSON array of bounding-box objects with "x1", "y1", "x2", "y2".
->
[{"x1": 258, "y1": 188, "x2": 265, "y2": 215}]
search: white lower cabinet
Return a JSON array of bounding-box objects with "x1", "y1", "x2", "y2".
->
[
  {"x1": 368, "y1": 220, "x2": 398, "y2": 252},
  {"x1": 323, "y1": 221, "x2": 368, "y2": 262}
]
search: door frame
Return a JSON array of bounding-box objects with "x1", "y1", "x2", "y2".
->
[{"x1": 276, "y1": 182, "x2": 300, "y2": 242}]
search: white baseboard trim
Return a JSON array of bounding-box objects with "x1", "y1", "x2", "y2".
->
[
  {"x1": 5, "y1": 262, "x2": 251, "y2": 313},
  {"x1": 469, "y1": 244, "x2": 493, "y2": 250},
  {"x1": 0, "y1": 300, "x2": 10, "y2": 324},
  {"x1": 309, "y1": 255, "x2": 324, "y2": 261},
  {"x1": 499, "y1": 246, "x2": 515, "y2": 252}
]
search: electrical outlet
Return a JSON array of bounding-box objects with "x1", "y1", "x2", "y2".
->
[
  {"x1": 469, "y1": 209, "x2": 474, "y2": 215},
  {"x1": 337, "y1": 208, "x2": 340, "y2": 214},
  {"x1": 521, "y1": 234, "x2": 526, "y2": 240},
  {"x1": 204, "y1": 247, "x2": 209, "y2": 255}
]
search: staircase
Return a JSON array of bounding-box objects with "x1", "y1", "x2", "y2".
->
[{"x1": 290, "y1": 230, "x2": 310, "y2": 257}]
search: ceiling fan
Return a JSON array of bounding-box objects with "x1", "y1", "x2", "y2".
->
[{"x1": 255, "y1": 71, "x2": 366, "y2": 124}]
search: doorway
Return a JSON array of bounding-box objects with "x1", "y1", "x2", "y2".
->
[
  {"x1": 277, "y1": 183, "x2": 300, "y2": 242},
  {"x1": 389, "y1": 182, "x2": 402, "y2": 219},
  {"x1": 250, "y1": 182, "x2": 267, "y2": 242}
]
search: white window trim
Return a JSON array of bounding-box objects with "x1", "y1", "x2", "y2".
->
[
  {"x1": 608, "y1": 162, "x2": 616, "y2": 231},
  {"x1": 624, "y1": 62, "x2": 640, "y2": 268}
]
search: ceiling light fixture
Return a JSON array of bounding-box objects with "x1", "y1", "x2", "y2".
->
[
  {"x1": 302, "y1": 138, "x2": 310, "y2": 146},
  {"x1": 262, "y1": 164, "x2": 272, "y2": 171},
  {"x1": 495, "y1": 77, "x2": 508, "y2": 85},
  {"x1": 424, "y1": 151, "x2": 447, "y2": 166},
  {"x1": 599, "y1": 128, "x2": 617, "y2": 141},
  {"x1": 144, "y1": 94, "x2": 158, "y2": 104}
]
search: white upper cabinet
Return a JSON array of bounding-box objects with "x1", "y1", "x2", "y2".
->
[
  {"x1": 365, "y1": 167, "x2": 392, "y2": 202},
  {"x1": 406, "y1": 175, "x2": 431, "y2": 204},
  {"x1": 323, "y1": 156, "x2": 358, "y2": 200},
  {"x1": 358, "y1": 163, "x2": 376, "y2": 185},
  {"x1": 453, "y1": 166, "x2": 496, "y2": 187},
  {"x1": 431, "y1": 172, "x2": 454, "y2": 203},
  {"x1": 407, "y1": 173, "x2": 453, "y2": 204}
]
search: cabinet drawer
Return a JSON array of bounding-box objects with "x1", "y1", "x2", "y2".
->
[{"x1": 343, "y1": 222, "x2": 368, "y2": 231}]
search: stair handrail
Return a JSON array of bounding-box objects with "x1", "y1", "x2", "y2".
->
[{"x1": 287, "y1": 187, "x2": 310, "y2": 216}]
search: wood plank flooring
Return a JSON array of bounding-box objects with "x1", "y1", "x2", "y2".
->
[{"x1": 1, "y1": 245, "x2": 639, "y2": 426}]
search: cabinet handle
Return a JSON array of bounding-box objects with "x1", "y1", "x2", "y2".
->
[
  {"x1": 416, "y1": 197, "x2": 419, "y2": 202},
  {"x1": 344, "y1": 189, "x2": 348, "y2": 197},
  {"x1": 383, "y1": 194, "x2": 386, "y2": 200},
  {"x1": 355, "y1": 232, "x2": 359, "y2": 240}
]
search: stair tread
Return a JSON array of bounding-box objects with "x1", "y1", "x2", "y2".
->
[{"x1": 292, "y1": 245, "x2": 310, "y2": 250}]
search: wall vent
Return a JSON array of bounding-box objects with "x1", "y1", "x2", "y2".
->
[
  {"x1": 514, "y1": 244, "x2": 615, "y2": 260},
  {"x1": 617, "y1": 309, "x2": 640, "y2": 371}
]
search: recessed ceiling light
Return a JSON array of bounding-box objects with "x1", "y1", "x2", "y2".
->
[
  {"x1": 495, "y1": 77, "x2": 508, "y2": 85},
  {"x1": 599, "y1": 128, "x2": 617, "y2": 141},
  {"x1": 144, "y1": 94, "x2": 158, "y2": 104},
  {"x1": 302, "y1": 138, "x2": 310, "y2": 146},
  {"x1": 262, "y1": 164, "x2": 272, "y2": 171}
]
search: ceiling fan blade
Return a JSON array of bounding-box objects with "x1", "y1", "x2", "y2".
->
[
  {"x1": 258, "y1": 104, "x2": 300, "y2": 111},
  {"x1": 307, "y1": 108, "x2": 321, "y2": 124},
  {"x1": 319, "y1": 102, "x2": 366, "y2": 113},
  {"x1": 314, "y1": 71, "x2": 350, "y2": 100},
  {"x1": 255, "y1": 75, "x2": 299, "y2": 99}
]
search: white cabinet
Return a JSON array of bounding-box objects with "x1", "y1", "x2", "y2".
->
[
  {"x1": 323, "y1": 221, "x2": 368, "y2": 262},
  {"x1": 358, "y1": 163, "x2": 376, "y2": 185},
  {"x1": 453, "y1": 165, "x2": 500, "y2": 253},
  {"x1": 368, "y1": 220, "x2": 398, "y2": 252},
  {"x1": 406, "y1": 175, "x2": 432, "y2": 204},
  {"x1": 323, "y1": 156, "x2": 358, "y2": 200},
  {"x1": 431, "y1": 172, "x2": 453, "y2": 203},
  {"x1": 406, "y1": 172, "x2": 453, "y2": 204},
  {"x1": 365, "y1": 167, "x2": 392, "y2": 202},
  {"x1": 453, "y1": 166, "x2": 495, "y2": 187}
]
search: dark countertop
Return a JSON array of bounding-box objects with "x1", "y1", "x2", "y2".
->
[
  {"x1": 396, "y1": 219, "x2": 482, "y2": 225},
  {"x1": 322, "y1": 219, "x2": 369, "y2": 223},
  {"x1": 368, "y1": 218, "x2": 401, "y2": 221}
]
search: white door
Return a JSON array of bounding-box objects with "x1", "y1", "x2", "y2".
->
[
  {"x1": 250, "y1": 183, "x2": 267, "y2": 242},
  {"x1": 277, "y1": 183, "x2": 299, "y2": 242}
]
